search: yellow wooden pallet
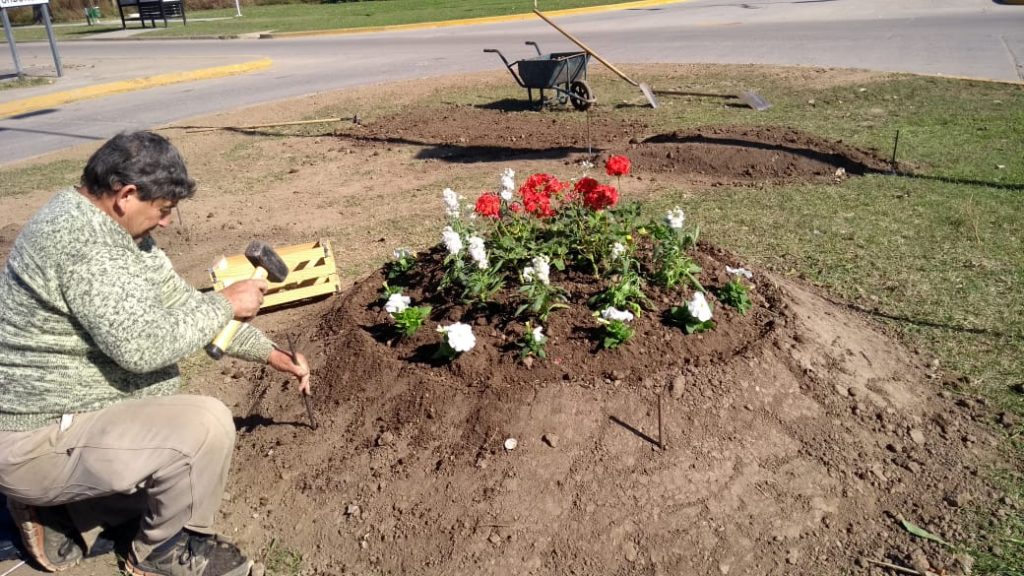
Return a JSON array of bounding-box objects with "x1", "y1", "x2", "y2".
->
[{"x1": 209, "y1": 239, "x2": 340, "y2": 309}]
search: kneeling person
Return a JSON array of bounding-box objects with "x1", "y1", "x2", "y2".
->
[{"x1": 0, "y1": 132, "x2": 310, "y2": 576}]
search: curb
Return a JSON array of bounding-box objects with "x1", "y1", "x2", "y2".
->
[
  {"x1": 0, "y1": 58, "x2": 272, "y2": 119},
  {"x1": 269, "y1": 0, "x2": 687, "y2": 39}
]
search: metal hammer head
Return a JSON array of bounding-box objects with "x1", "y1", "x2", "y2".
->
[{"x1": 244, "y1": 240, "x2": 289, "y2": 283}]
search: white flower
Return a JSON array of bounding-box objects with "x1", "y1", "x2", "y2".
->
[
  {"x1": 442, "y1": 187, "x2": 460, "y2": 218},
  {"x1": 601, "y1": 307, "x2": 634, "y2": 322},
  {"x1": 611, "y1": 242, "x2": 626, "y2": 259},
  {"x1": 531, "y1": 325, "x2": 546, "y2": 344},
  {"x1": 393, "y1": 248, "x2": 411, "y2": 260},
  {"x1": 441, "y1": 226, "x2": 463, "y2": 255},
  {"x1": 384, "y1": 293, "x2": 410, "y2": 315},
  {"x1": 437, "y1": 322, "x2": 476, "y2": 352},
  {"x1": 523, "y1": 256, "x2": 551, "y2": 285},
  {"x1": 500, "y1": 168, "x2": 515, "y2": 201},
  {"x1": 725, "y1": 266, "x2": 753, "y2": 279},
  {"x1": 580, "y1": 159, "x2": 594, "y2": 171},
  {"x1": 468, "y1": 235, "x2": 489, "y2": 269},
  {"x1": 666, "y1": 207, "x2": 686, "y2": 230},
  {"x1": 687, "y1": 292, "x2": 713, "y2": 322}
]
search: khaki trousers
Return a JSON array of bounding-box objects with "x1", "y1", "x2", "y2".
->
[{"x1": 0, "y1": 395, "x2": 235, "y2": 559}]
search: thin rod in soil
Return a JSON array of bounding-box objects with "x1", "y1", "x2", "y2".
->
[
  {"x1": 657, "y1": 391, "x2": 664, "y2": 450},
  {"x1": 890, "y1": 129, "x2": 901, "y2": 172}
]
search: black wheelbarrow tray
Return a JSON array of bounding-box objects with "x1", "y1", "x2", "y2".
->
[{"x1": 484, "y1": 41, "x2": 594, "y2": 111}]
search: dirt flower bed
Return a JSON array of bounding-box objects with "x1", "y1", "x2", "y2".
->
[{"x1": 228, "y1": 159, "x2": 998, "y2": 576}]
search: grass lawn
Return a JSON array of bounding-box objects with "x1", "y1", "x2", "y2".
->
[{"x1": 9, "y1": 0, "x2": 655, "y2": 41}]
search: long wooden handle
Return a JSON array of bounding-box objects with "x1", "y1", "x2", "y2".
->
[
  {"x1": 533, "y1": 9, "x2": 639, "y2": 87},
  {"x1": 206, "y1": 266, "x2": 268, "y2": 359}
]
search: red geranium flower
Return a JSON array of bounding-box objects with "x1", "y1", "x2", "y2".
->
[
  {"x1": 509, "y1": 202, "x2": 524, "y2": 213},
  {"x1": 518, "y1": 173, "x2": 565, "y2": 218},
  {"x1": 520, "y1": 173, "x2": 567, "y2": 199},
  {"x1": 582, "y1": 183, "x2": 619, "y2": 211},
  {"x1": 573, "y1": 177, "x2": 599, "y2": 198},
  {"x1": 605, "y1": 155, "x2": 631, "y2": 177},
  {"x1": 474, "y1": 192, "x2": 502, "y2": 219}
]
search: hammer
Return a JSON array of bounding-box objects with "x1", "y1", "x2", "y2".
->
[{"x1": 206, "y1": 240, "x2": 289, "y2": 360}]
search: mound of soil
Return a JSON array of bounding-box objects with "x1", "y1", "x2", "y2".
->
[
  {"x1": 227, "y1": 244, "x2": 995, "y2": 576},
  {"x1": 341, "y1": 106, "x2": 890, "y2": 184}
]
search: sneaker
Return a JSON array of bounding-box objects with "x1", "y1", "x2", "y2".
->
[
  {"x1": 125, "y1": 531, "x2": 252, "y2": 576},
  {"x1": 6, "y1": 500, "x2": 84, "y2": 572}
]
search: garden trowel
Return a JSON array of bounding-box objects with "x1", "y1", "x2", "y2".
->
[{"x1": 533, "y1": 9, "x2": 658, "y2": 109}]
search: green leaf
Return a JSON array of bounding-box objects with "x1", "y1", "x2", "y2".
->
[{"x1": 899, "y1": 515, "x2": 951, "y2": 547}]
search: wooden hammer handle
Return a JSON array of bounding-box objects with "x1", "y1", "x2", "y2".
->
[
  {"x1": 533, "y1": 9, "x2": 639, "y2": 87},
  {"x1": 206, "y1": 266, "x2": 268, "y2": 360}
]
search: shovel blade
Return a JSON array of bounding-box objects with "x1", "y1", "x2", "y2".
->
[
  {"x1": 639, "y1": 83, "x2": 658, "y2": 109},
  {"x1": 739, "y1": 90, "x2": 772, "y2": 111}
]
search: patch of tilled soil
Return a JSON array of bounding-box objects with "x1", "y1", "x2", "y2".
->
[
  {"x1": 338, "y1": 106, "x2": 890, "y2": 184},
  {"x1": 629, "y1": 126, "x2": 892, "y2": 182},
  {"x1": 226, "y1": 245, "x2": 995, "y2": 576}
]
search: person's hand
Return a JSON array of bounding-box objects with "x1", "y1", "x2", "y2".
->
[
  {"x1": 220, "y1": 279, "x2": 268, "y2": 319},
  {"x1": 268, "y1": 347, "x2": 311, "y2": 395}
]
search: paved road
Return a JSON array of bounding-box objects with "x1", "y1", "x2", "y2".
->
[{"x1": 1, "y1": 0, "x2": 1022, "y2": 164}]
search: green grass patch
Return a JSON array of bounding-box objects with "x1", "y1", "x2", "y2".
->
[
  {"x1": 11, "y1": 0, "x2": 644, "y2": 40},
  {"x1": 263, "y1": 538, "x2": 303, "y2": 576},
  {"x1": 10, "y1": 23, "x2": 122, "y2": 42},
  {"x1": 0, "y1": 159, "x2": 83, "y2": 199},
  {"x1": 0, "y1": 76, "x2": 53, "y2": 91}
]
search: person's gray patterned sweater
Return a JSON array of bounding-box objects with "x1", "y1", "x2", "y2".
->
[{"x1": 0, "y1": 188, "x2": 273, "y2": 431}]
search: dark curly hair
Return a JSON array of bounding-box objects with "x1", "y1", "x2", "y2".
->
[{"x1": 81, "y1": 131, "x2": 196, "y2": 201}]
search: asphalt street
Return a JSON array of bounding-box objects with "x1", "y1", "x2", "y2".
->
[{"x1": 1, "y1": 0, "x2": 1022, "y2": 164}]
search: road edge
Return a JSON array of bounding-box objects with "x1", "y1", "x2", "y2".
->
[{"x1": 0, "y1": 58, "x2": 273, "y2": 119}]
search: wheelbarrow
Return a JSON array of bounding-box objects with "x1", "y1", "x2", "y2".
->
[{"x1": 484, "y1": 42, "x2": 594, "y2": 111}]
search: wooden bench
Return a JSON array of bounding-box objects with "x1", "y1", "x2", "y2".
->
[{"x1": 117, "y1": 0, "x2": 187, "y2": 28}]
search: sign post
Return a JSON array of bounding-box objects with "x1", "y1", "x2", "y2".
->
[
  {"x1": 1, "y1": 6, "x2": 23, "y2": 78},
  {"x1": 0, "y1": 0, "x2": 62, "y2": 78}
]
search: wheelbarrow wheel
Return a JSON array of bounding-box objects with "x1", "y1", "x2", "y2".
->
[{"x1": 570, "y1": 80, "x2": 594, "y2": 111}]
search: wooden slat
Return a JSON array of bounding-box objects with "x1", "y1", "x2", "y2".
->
[
  {"x1": 208, "y1": 239, "x2": 339, "y2": 309},
  {"x1": 262, "y1": 281, "x2": 339, "y2": 308}
]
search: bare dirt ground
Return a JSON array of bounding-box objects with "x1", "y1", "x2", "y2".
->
[{"x1": 0, "y1": 67, "x2": 1005, "y2": 576}]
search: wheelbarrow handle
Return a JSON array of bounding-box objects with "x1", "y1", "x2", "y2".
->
[
  {"x1": 524, "y1": 41, "x2": 542, "y2": 56},
  {"x1": 484, "y1": 48, "x2": 526, "y2": 88}
]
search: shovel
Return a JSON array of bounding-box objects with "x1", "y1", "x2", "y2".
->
[{"x1": 533, "y1": 9, "x2": 658, "y2": 109}]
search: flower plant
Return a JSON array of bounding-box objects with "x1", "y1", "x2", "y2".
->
[
  {"x1": 385, "y1": 293, "x2": 432, "y2": 338},
  {"x1": 596, "y1": 307, "x2": 635, "y2": 349},
  {"x1": 436, "y1": 322, "x2": 476, "y2": 361},
  {"x1": 519, "y1": 322, "x2": 548, "y2": 359},
  {"x1": 667, "y1": 292, "x2": 716, "y2": 334},
  {"x1": 381, "y1": 158, "x2": 754, "y2": 360},
  {"x1": 718, "y1": 266, "x2": 754, "y2": 315}
]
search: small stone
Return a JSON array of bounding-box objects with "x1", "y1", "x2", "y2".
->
[
  {"x1": 786, "y1": 548, "x2": 800, "y2": 564},
  {"x1": 945, "y1": 491, "x2": 971, "y2": 508},
  {"x1": 909, "y1": 429, "x2": 926, "y2": 444},
  {"x1": 251, "y1": 563, "x2": 266, "y2": 576},
  {"x1": 522, "y1": 356, "x2": 534, "y2": 369},
  {"x1": 954, "y1": 553, "x2": 975, "y2": 575},
  {"x1": 807, "y1": 99, "x2": 815, "y2": 106},
  {"x1": 504, "y1": 438, "x2": 518, "y2": 451},
  {"x1": 360, "y1": 540, "x2": 368, "y2": 549},
  {"x1": 345, "y1": 504, "x2": 361, "y2": 516},
  {"x1": 542, "y1": 434, "x2": 559, "y2": 448},
  {"x1": 624, "y1": 542, "x2": 638, "y2": 562},
  {"x1": 488, "y1": 533, "x2": 502, "y2": 544},
  {"x1": 376, "y1": 431, "x2": 396, "y2": 447},
  {"x1": 718, "y1": 563, "x2": 731, "y2": 575},
  {"x1": 670, "y1": 375, "x2": 686, "y2": 399},
  {"x1": 909, "y1": 548, "x2": 931, "y2": 573}
]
